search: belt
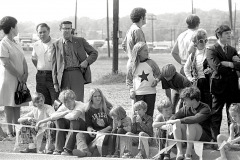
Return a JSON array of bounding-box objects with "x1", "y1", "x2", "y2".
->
[
  {"x1": 37, "y1": 70, "x2": 52, "y2": 74},
  {"x1": 64, "y1": 67, "x2": 80, "y2": 71}
]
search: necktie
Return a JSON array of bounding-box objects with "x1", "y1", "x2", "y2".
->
[{"x1": 224, "y1": 45, "x2": 227, "y2": 55}]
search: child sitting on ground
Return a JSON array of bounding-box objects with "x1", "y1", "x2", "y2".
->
[
  {"x1": 217, "y1": 103, "x2": 240, "y2": 160},
  {"x1": 106, "y1": 106, "x2": 132, "y2": 157},
  {"x1": 166, "y1": 86, "x2": 212, "y2": 160},
  {"x1": 122, "y1": 100, "x2": 153, "y2": 159},
  {"x1": 17, "y1": 92, "x2": 55, "y2": 154},
  {"x1": 126, "y1": 42, "x2": 161, "y2": 117},
  {"x1": 160, "y1": 64, "x2": 191, "y2": 114},
  {"x1": 153, "y1": 98, "x2": 174, "y2": 160}
]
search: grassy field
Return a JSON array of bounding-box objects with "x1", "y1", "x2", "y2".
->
[{"x1": 0, "y1": 51, "x2": 228, "y2": 153}]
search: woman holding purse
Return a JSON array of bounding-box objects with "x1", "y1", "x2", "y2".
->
[
  {"x1": 184, "y1": 28, "x2": 212, "y2": 108},
  {"x1": 0, "y1": 16, "x2": 28, "y2": 138}
]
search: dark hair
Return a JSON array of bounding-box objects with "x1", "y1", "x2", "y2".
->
[
  {"x1": 59, "y1": 21, "x2": 72, "y2": 30},
  {"x1": 180, "y1": 86, "x2": 201, "y2": 102},
  {"x1": 215, "y1": 25, "x2": 231, "y2": 39},
  {"x1": 0, "y1": 16, "x2": 17, "y2": 34},
  {"x1": 36, "y1": 23, "x2": 50, "y2": 31},
  {"x1": 186, "y1": 14, "x2": 200, "y2": 29},
  {"x1": 130, "y1": 7, "x2": 146, "y2": 23}
]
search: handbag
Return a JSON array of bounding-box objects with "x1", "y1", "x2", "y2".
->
[{"x1": 14, "y1": 82, "x2": 32, "y2": 105}]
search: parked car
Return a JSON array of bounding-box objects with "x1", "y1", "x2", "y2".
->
[
  {"x1": 21, "y1": 39, "x2": 33, "y2": 51},
  {"x1": 147, "y1": 42, "x2": 154, "y2": 52},
  {"x1": 206, "y1": 36, "x2": 217, "y2": 48},
  {"x1": 152, "y1": 45, "x2": 171, "y2": 54},
  {"x1": 87, "y1": 40, "x2": 105, "y2": 50}
]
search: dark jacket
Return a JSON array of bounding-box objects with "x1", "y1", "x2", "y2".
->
[{"x1": 206, "y1": 42, "x2": 240, "y2": 96}]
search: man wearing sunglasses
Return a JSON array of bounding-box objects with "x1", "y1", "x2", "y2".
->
[
  {"x1": 171, "y1": 14, "x2": 200, "y2": 76},
  {"x1": 207, "y1": 25, "x2": 240, "y2": 143}
]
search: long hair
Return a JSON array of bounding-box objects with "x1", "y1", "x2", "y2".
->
[
  {"x1": 109, "y1": 106, "x2": 127, "y2": 120},
  {"x1": 130, "y1": 42, "x2": 147, "y2": 74},
  {"x1": 85, "y1": 88, "x2": 112, "y2": 114}
]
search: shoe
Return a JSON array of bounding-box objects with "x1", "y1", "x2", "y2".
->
[
  {"x1": 53, "y1": 150, "x2": 61, "y2": 155},
  {"x1": 176, "y1": 153, "x2": 184, "y2": 160},
  {"x1": 134, "y1": 152, "x2": 144, "y2": 159},
  {"x1": 38, "y1": 150, "x2": 44, "y2": 154},
  {"x1": 106, "y1": 154, "x2": 112, "y2": 157},
  {"x1": 72, "y1": 149, "x2": 92, "y2": 157},
  {"x1": 163, "y1": 154, "x2": 170, "y2": 160},
  {"x1": 112, "y1": 150, "x2": 119, "y2": 158},
  {"x1": 45, "y1": 150, "x2": 53, "y2": 154},
  {"x1": 122, "y1": 151, "x2": 133, "y2": 158},
  {"x1": 19, "y1": 148, "x2": 37, "y2": 153},
  {"x1": 61, "y1": 149, "x2": 72, "y2": 156},
  {"x1": 184, "y1": 154, "x2": 192, "y2": 160}
]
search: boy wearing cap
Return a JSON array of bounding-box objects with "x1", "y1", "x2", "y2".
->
[
  {"x1": 160, "y1": 64, "x2": 191, "y2": 113},
  {"x1": 207, "y1": 25, "x2": 240, "y2": 142}
]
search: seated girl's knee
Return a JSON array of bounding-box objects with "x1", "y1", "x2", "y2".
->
[{"x1": 139, "y1": 132, "x2": 148, "y2": 137}]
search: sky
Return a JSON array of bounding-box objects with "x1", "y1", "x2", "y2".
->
[{"x1": 0, "y1": 0, "x2": 239, "y2": 24}]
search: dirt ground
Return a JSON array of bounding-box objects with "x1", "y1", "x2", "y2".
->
[{"x1": 0, "y1": 53, "x2": 229, "y2": 155}]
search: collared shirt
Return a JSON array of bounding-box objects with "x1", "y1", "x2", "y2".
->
[
  {"x1": 177, "y1": 29, "x2": 196, "y2": 65},
  {"x1": 217, "y1": 40, "x2": 227, "y2": 53},
  {"x1": 62, "y1": 36, "x2": 80, "y2": 69},
  {"x1": 32, "y1": 37, "x2": 56, "y2": 70}
]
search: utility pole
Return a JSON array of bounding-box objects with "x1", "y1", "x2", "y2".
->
[
  {"x1": 112, "y1": 0, "x2": 119, "y2": 73},
  {"x1": 74, "y1": 0, "x2": 77, "y2": 35},
  {"x1": 106, "y1": 0, "x2": 110, "y2": 57},
  {"x1": 192, "y1": 0, "x2": 194, "y2": 14},
  {"x1": 147, "y1": 14, "x2": 156, "y2": 46}
]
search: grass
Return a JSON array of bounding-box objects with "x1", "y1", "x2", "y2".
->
[{"x1": 0, "y1": 51, "x2": 229, "y2": 153}]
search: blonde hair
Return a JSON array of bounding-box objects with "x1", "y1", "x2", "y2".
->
[
  {"x1": 85, "y1": 88, "x2": 112, "y2": 114},
  {"x1": 229, "y1": 103, "x2": 240, "y2": 115},
  {"x1": 133, "y1": 100, "x2": 147, "y2": 112},
  {"x1": 109, "y1": 106, "x2": 127, "y2": 120},
  {"x1": 58, "y1": 89, "x2": 76, "y2": 103},
  {"x1": 130, "y1": 42, "x2": 147, "y2": 74},
  {"x1": 191, "y1": 28, "x2": 208, "y2": 44},
  {"x1": 31, "y1": 92, "x2": 45, "y2": 104},
  {"x1": 157, "y1": 98, "x2": 173, "y2": 113}
]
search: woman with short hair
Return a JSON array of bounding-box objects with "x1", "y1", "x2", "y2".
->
[{"x1": 0, "y1": 16, "x2": 28, "y2": 138}]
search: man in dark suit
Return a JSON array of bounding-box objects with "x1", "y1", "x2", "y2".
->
[
  {"x1": 52, "y1": 21, "x2": 98, "y2": 102},
  {"x1": 207, "y1": 25, "x2": 240, "y2": 142}
]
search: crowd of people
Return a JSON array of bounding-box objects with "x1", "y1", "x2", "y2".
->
[{"x1": 0, "y1": 6, "x2": 240, "y2": 160}]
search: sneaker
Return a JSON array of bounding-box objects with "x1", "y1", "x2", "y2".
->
[
  {"x1": 53, "y1": 150, "x2": 61, "y2": 155},
  {"x1": 163, "y1": 154, "x2": 170, "y2": 160},
  {"x1": 72, "y1": 149, "x2": 91, "y2": 157},
  {"x1": 61, "y1": 149, "x2": 72, "y2": 156},
  {"x1": 176, "y1": 153, "x2": 184, "y2": 160},
  {"x1": 122, "y1": 151, "x2": 133, "y2": 158},
  {"x1": 184, "y1": 154, "x2": 192, "y2": 160},
  {"x1": 134, "y1": 152, "x2": 144, "y2": 159},
  {"x1": 19, "y1": 148, "x2": 37, "y2": 153},
  {"x1": 45, "y1": 150, "x2": 53, "y2": 154}
]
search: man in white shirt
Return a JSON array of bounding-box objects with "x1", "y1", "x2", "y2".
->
[
  {"x1": 171, "y1": 14, "x2": 200, "y2": 76},
  {"x1": 32, "y1": 23, "x2": 59, "y2": 105}
]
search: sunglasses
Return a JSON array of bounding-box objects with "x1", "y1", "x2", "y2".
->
[{"x1": 198, "y1": 39, "x2": 208, "y2": 44}]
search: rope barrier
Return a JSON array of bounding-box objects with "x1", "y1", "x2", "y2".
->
[{"x1": 0, "y1": 122, "x2": 218, "y2": 145}]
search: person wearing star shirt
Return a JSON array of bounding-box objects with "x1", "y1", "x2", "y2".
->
[
  {"x1": 160, "y1": 64, "x2": 191, "y2": 114},
  {"x1": 126, "y1": 42, "x2": 161, "y2": 117}
]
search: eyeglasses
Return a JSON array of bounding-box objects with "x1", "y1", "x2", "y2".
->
[
  {"x1": 198, "y1": 39, "x2": 208, "y2": 44},
  {"x1": 62, "y1": 28, "x2": 72, "y2": 31}
]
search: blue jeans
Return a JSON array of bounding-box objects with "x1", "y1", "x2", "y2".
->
[
  {"x1": 55, "y1": 118, "x2": 86, "y2": 152},
  {"x1": 36, "y1": 71, "x2": 59, "y2": 105}
]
